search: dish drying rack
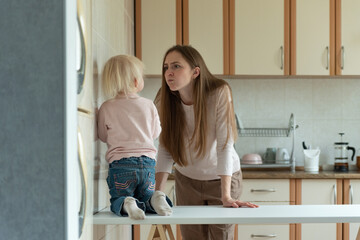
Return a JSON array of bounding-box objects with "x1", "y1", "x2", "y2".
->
[{"x1": 236, "y1": 113, "x2": 298, "y2": 172}]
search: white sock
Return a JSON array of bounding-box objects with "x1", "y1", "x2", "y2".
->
[
  {"x1": 123, "y1": 197, "x2": 145, "y2": 220},
  {"x1": 150, "y1": 191, "x2": 173, "y2": 216}
]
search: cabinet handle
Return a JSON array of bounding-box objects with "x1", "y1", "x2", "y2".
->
[
  {"x1": 280, "y1": 46, "x2": 284, "y2": 70},
  {"x1": 251, "y1": 189, "x2": 276, "y2": 192},
  {"x1": 350, "y1": 185, "x2": 353, "y2": 205},
  {"x1": 326, "y1": 46, "x2": 329, "y2": 70},
  {"x1": 341, "y1": 46, "x2": 345, "y2": 70},
  {"x1": 333, "y1": 184, "x2": 337, "y2": 205},
  {"x1": 76, "y1": 17, "x2": 86, "y2": 94},
  {"x1": 77, "y1": 130, "x2": 87, "y2": 237},
  {"x1": 251, "y1": 234, "x2": 277, "y2": 238}
]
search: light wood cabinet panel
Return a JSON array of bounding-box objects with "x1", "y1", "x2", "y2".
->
[
  {"x1": 238, "y1": 179, "x2": 293, "y2": 240},
  {"x1": 300, "y1": 179, "x2": 339, "y2": 240},
  {"x1": 343, "y1": 179, "x2": 360, "y2": 240},
  {"x1": 232, "y1": 0, "x2": 288, "y2": 75},
  {"x1": 238, "y1": 224, "x2": 290, "y2": 240},
  {"x1": 337, "y1": 0, "x2": 360, "y2": 75},
  {"x1": 136, "y1": 0, "x2": 180, "y2": 75},
  {"x1": 301, "y1": 223, "x2": 337, "y2": 240},
  {"x1": 185, "y1": 0, "x2": 227, "y2": 74},
  {"x1": 295, "y1": 0, "x2": 331, "y2": 75},
  {"x1": 241, "y1": 179, "x2": 291, "y2": 204},
  {"x1": 301, "y1": 179, "x2": 338, "y2": 205},
  {"x1": 135, "y1": 0, "x2": 360, "y2": 77}
]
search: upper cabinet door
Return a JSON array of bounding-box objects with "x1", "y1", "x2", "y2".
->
[
  {"x1": 295, "y1": 0, "x2": 331, "y2": 75},
  {"x1": 232, "y1": 0, "x2": 289, "y2": 75},
  {"x1": 184, "y1": 0, "x2": 228, "y2": 75},
  {"x1": 337, "y1": 0, "x2": 360, "y2": 75},
  {"x1": 136, "y1": 0, "x2": 181, "y2": 75}
]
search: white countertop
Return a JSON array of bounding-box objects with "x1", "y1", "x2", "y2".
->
[{"x1": 93, "y1": 205, "x2": 360, "y2": 225}]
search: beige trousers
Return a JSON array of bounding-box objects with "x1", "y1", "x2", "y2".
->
[{"x1": 174, "y1": 169, "x2": 243, "y2": 240}]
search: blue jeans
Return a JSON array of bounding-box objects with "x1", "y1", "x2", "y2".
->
[{"x1": 107, "y1": 155, "x2": 172, "y2": 216}]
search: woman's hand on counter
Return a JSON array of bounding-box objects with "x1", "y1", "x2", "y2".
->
[
  {"x1": 220, "y1": 174, "x2": 259, "y2": 208},
  {"x1": 222, "y1": 197, "x2": 259, "y2": 208}
]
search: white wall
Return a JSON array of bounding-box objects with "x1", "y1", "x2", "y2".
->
[
  {"x1": 92, "y1": 0, "x2": 134, "y2": 239},
  {"x1": 141, "y1": 77, "x2": 360, "y2": 169}
]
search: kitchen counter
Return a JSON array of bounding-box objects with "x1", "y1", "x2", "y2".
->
[
  {"x1": 167, "y1": 167, "x2": 360, "y2": 180},
  {"x1": 168, "y1": 169, "x2": 360, "y2": 180},
  {"x1": 242, "y1": 170, "x2": 360, "y2": 179}
]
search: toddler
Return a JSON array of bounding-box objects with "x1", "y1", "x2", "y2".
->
[{"x1": 97, "y1": 55, "x2": 172, "y2": 220}]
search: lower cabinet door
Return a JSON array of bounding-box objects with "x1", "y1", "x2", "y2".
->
[
  {"x1": 349, "y1": 223, "x2": 360, "y2": 240},
  {"x1": 300, "y1": 179, "x2": 339, "y2": 240},
  {"x1": 301, "y1": 223, "x2": 337, "y2": 240},
  {"x1": 348, "y1": 179, "x2": 360, "y2": 240},
  {"x1": 237, "y1": 179, "x2": 292, "y2": 240},
  {"x1": 238, "y1": 224, "x2": 289, "y2": 240}
]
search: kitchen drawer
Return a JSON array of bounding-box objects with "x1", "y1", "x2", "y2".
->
[
  {"x1": 238, "y1": 224, "x2": 289, "y2": 240},
  {"x1": 301, "y1": 223, "x2": 337, "y2": 240},
  {"x1": 301, "y1": 179, "x2": 337, "y2": 205},
  {"x1": 241, "y1": 179, "x2": 290, "y2": 204}
]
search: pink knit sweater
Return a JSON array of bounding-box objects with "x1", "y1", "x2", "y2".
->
[
  {"x1": 156, "y1": 86, "x2": 240, "y2": 180},
  {"x1": 97, "y1": 93, "x2": 161, "y2": 163}
]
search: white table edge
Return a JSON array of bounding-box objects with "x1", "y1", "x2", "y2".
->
[{"x1": 93, "y1": 205, "x2": 360, "y2": 225}]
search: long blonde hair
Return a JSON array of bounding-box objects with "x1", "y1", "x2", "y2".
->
[
  {"x1": 101, "y1": 55, "x2": 144, "y2": 98},
  {"x1": 155, "y1": 45, "x2": 237, "y2": 167}
]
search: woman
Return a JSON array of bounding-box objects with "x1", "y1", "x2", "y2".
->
[{"x1": 154, "y1": 45, "x2": 258, "y2": 240}]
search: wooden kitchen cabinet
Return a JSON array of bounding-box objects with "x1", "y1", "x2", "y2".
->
[
  {"x1": 135, "y1": 0, "x2": 181, "y2": 75},
  {"x1": 135, "y1": 0, "x2": 360, "y2": 76},
  {"x1": 231, "y1": 0, "x2": 290, "y2": 75},
  {"x1": 293, "y1": 0, "x2": 360, "y2": 76},
  {"x1": 336, "y1": 0, "x2": 360, "y2": 75},
  {"x1": 136, "y1": 0, "x2": 228, "y2": 75},
  {"x1": 238, "y1": 225, "x2": 290, "y2": 240},
  {"x1": 343, "y1": 179, "x2": 360, "y2": 240},
  {"x1": 299, "y1": 178, "x2": 360, "y2": 240},
  {"x1": 299, "y1": 179, "x2": 341, "y2": 240},
  {"x1": 183, "y1": 0, "x2": 228, "y2": 75},
  {"x1": 237, "y1": 179, "x2": 295, "y2": 240},
  {"x1": 294, "y1": 0, "x2": 332, "y2": 75},
  {"x1": 240, "y1": 179, "x2": 293, "y2": 204}
]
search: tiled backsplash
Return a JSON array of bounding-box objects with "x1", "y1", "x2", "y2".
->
[{"x1": 142, "y1": 77, "x2": 360, "y2": 168}]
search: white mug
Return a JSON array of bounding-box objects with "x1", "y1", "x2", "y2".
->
[{"x1": 276, "y1": 148, "x2": 290, "y2": 163}]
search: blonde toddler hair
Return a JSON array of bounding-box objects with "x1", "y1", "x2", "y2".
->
[{"x1": 101, "y1": 55, "x2": 144, "y2": 98}]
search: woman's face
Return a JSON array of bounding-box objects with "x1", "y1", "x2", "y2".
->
[{"x1": 163, "y1": 51, "x2": 197, "y2": 93}]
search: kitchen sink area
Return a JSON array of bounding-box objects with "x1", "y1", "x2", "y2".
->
[{"x1": 237, "y1": 113, "x2": 298, "y2": 172}]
